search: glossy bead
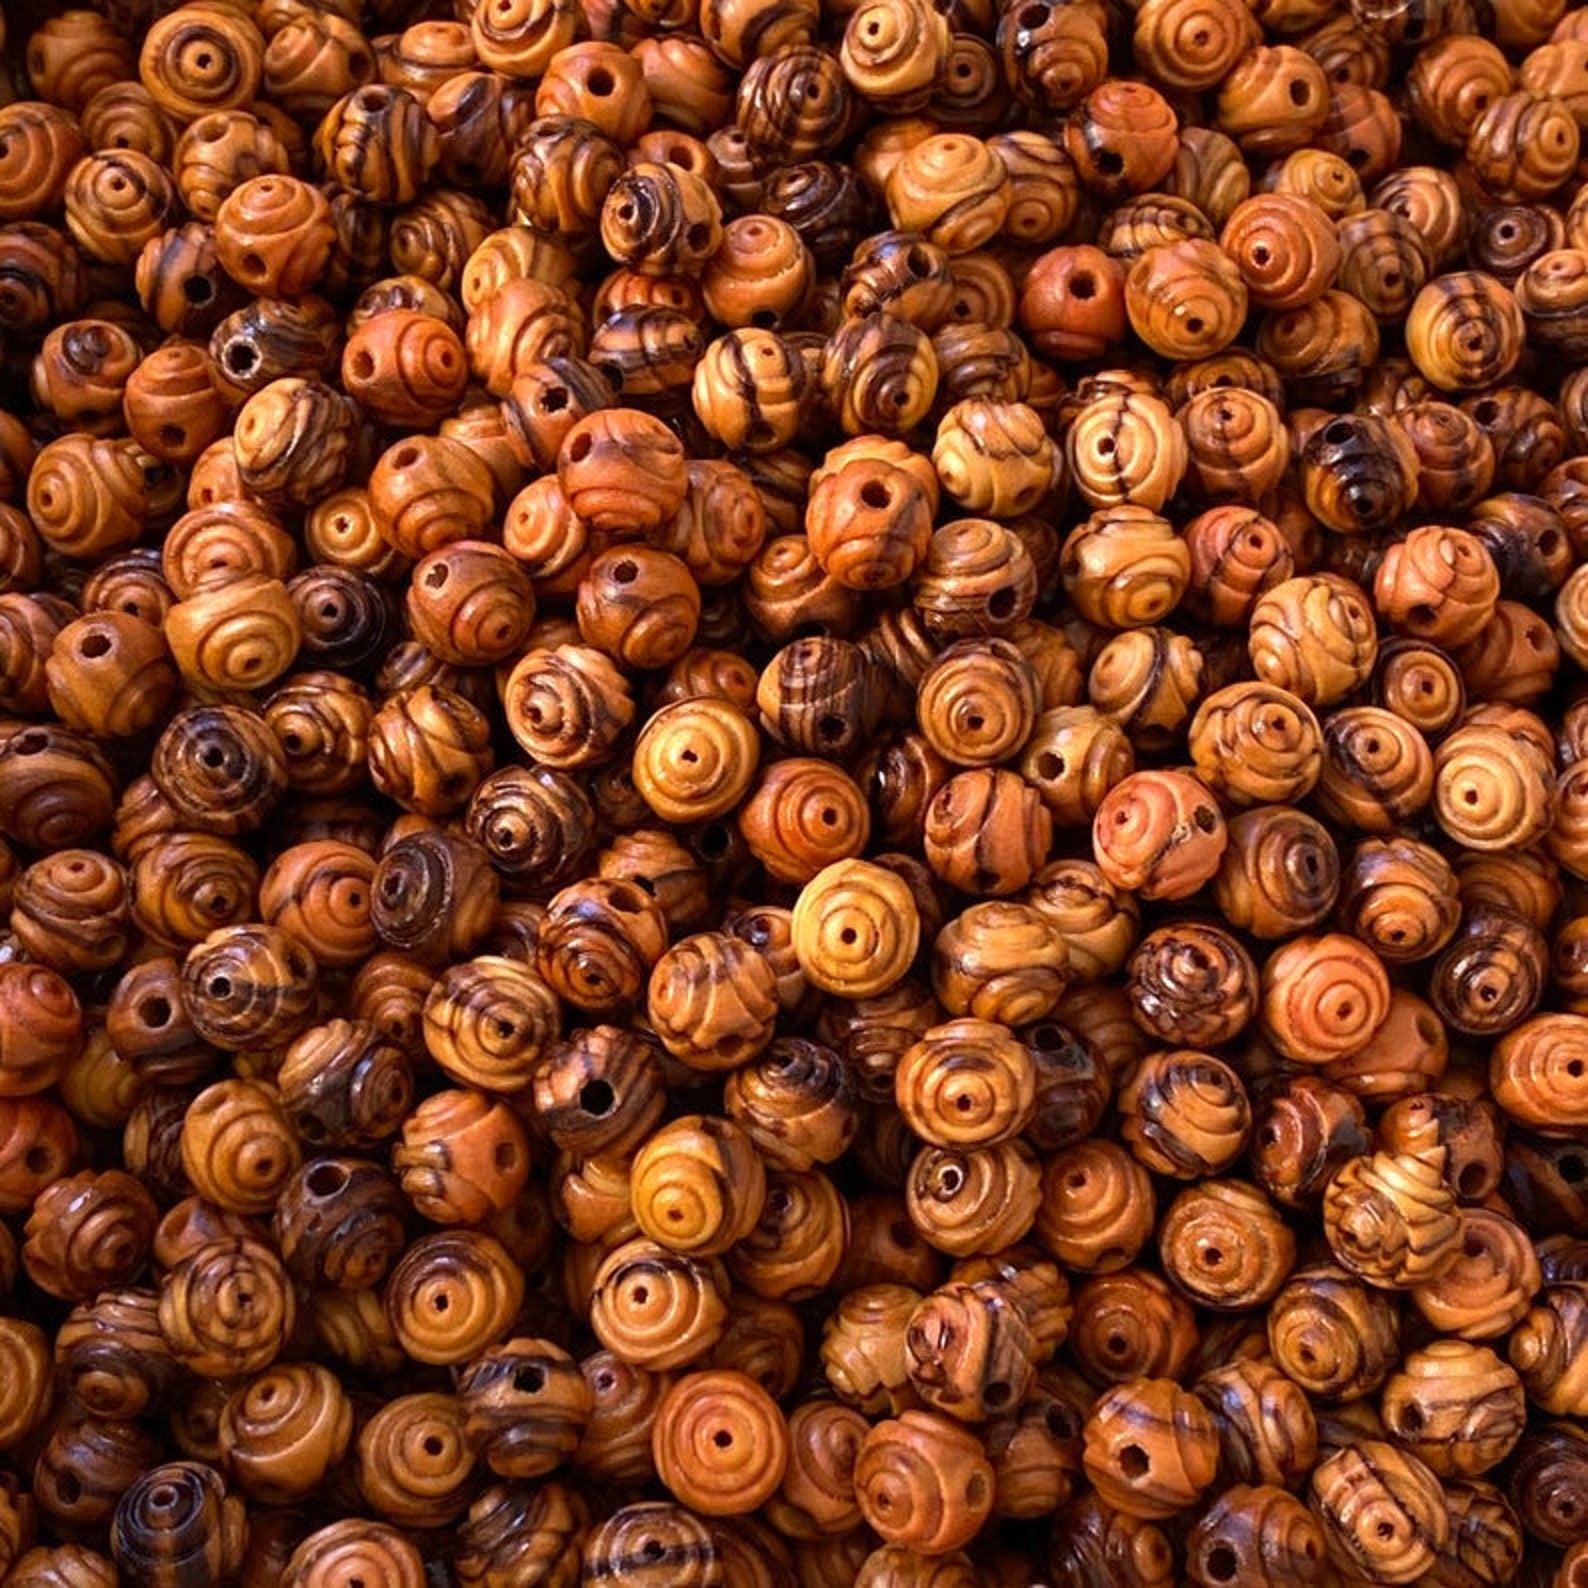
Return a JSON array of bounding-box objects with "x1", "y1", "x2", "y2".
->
[
  {"x1": 1093, "y1": 769, "x2": 1227, "y2": 902},
  {"x1": 110, "y1": 1462, "x2": 247, "y2": 1588},
  {"x1": 1311, "y1": 1439, "x2": 1448, "y2": 1583},
  {"x1": 652, "y1": 1370, "x2": 789, "y2": 1515},
  {"x1": 1267, "y1": 1263, "x2": 1400, "y2": 1400},
  {"x1": 1082, "y1": 1376, "x2": 1219, "y2": 1520}
]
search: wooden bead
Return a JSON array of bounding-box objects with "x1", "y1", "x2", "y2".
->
[
  {"x1": 282, "y1": 1520, "x2": 424, "y2": 1588},
  {"x1": 1378, "y1": 1340, "x2": 1524, "y2": 1478},
  {"x1": 589, "y1": 1235, "x2": 729, "y2": 1370},
  {"x1": 1186, "y1": 1484, "x2": 1327, "y2": 1588},
  {"x1": 220, "y1": 1360, "x2": 353, "y2": 1504},
  {"x1": 789, "y1": 859, "x2": 921, "y2": 999},
  {"x1": 64, "y1": 150, "x2": 178, "y2": 265},
  {"x1": 1266, "y1": 1263, "x2": 1400, "y2": 1399},
  {"x1": 893, "y1": 1019, "x2": 1035, "y2": 1150},
  {"x1": 651, "y1": 1370, "x2": 788, "y2": 1515},
  {"x1": 356, "y1": 1390, "x2": 475, "y2": 1527},
  {"x1": 1428, "y1": 904, "x2": 1546, "y2": 1038},
  {"x1": 821, "y1": 313, "x2": 938, "y2": 438},
  {"x1": 629, "y1": 1116, "x2": 765, "y2": 1257},
  {"x1": 1092, "y1": 769, "x2": 1226, "y2": 902},
  {"x1": 904, "y1": 1278, "x2": 1034, "y2": 1422},
  {"x1": 1194, "y1": 1356, "x2": 1318, "y2": 1489},
  {"x1": 1300, "y1": 413, "x2": 1419, "y2": 535},
  {"x1": 233, "y1": 377, "x2": 357, "y2": 511},
  {"x1": 1323, "y1": 1148, "x2": 1461, "y2": 1289},
  {"x1": 20, "y1": 1168, "x2": 155, "y2": 1302},
  {"x1": 458, "y1": 1337, "x2": 590, "y2": 1480},
  {"x1": 110, "y1": 1462, "x2": 247, "y2": 1588},
  {"x1": 273, "y1": 1156, "x2": 405, "y2": 1291},
  {"x1": 276, "y1": 1018, "x2": 413, "y2": 1150},
  {"x1": 1065, "y1": 392, "x2": 1187, "y2": 513},
  {"x1": 906, "y1": 1138, "x2": 1040, "y2": 1258},
  {"x1": 386, "y1": 1229, "x2": 524, "y2": 1366},
  {"x1": 532, "y1": 1024, "x2": 664, "y2": 1159},
  {"x1": 158, "y1": 1236, "x2": 295, "y2": 1378},
  {"x1": 394, "y1": 1087, "x2": 529, "y2": 1225},
  {"x1": 854, "y1": 1410, "x2": 993, "y2": 1554},
  {"x1": 1311, "y1": 1439, "x2": 1448, "y2": 1583},
  {"x1": 1033, "y1": 1139, "x2": 1153, "y2": 1273},
  {"x1": 1082, "y1": 1377, "x2": 1218, "y2": 1520},
  {"x1": 581, "y1": 1502, "x2": 718, "y2": 1588},
  {"x1": 179, "y1": 1078, "x2": 301, "y2": 1217}
]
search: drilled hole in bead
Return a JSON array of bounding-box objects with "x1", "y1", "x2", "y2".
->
[
  {"x1": 23, "y1": 1146, "x2": 51, "y2": 1174},
  {"x1": 1205, "y1": 1545, "x2": 1238, "y2": 1582},
  {"x1": 1119, "y1": 1442, "x2": 1150, "y2": 1478},
  {"x1": 1069, "y1": 271, "x2": 1096, "y2": 300},
  {"x1": 1094, "y1": 149, "x2": 1124, "y2": 176},
  {"x1": 641, "y1": 1539, "x2": 665, "y2": 1561},
  {"x1": 1105, "y1": 1332, "x2": 1128, "y2": 1355},
  {"x1": 586, "y1": 66, "x2": 614, "y2": 94},
  {"x1": 859, "y1": 479, "x2": 891, "y2": 509}
]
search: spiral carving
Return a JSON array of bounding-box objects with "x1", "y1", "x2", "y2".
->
[
  {"x1": 1310, "y1": 1440, "x2": 1448, "y2": 1584},
  {"x1": 140, "y1": 8, "x2": 263, "y2": 118},
  {"x1": 1188, "y1": 682, "x2": 1322, "y2": 807},
  {"x1": 647, "y1": 934, "x2": 780, "y2": 1071},
  {"x1": 1219, "y1": 192, "x2": 1340, "y2": 311},
  {"x1": 385, "y1": 1230, "x2": 525, "y2": 1366},
  {"x1": 894, "y1": 1019, "x2": 1036, "y2": 1149},
  {"x1": 1092, "y1": 769, "x2": 1228, "y2": 902},
  {"x1": 1066, "y1": 392, "x2": 1187, "y2": 513},
  {"x1": 1159, "y1": 1179, "x2": 1294, "y2": 1312},
  {"x1": 158, "y1": 1236, "x2": 296, "y2": 1378},
  {"x1": 917, "y1": 638, "x2": 1039, "y2": 769},
  {"x1": 1194, "y1": 1357, "x2": 1317, "y2": 1490},
  {"x1": 1324, "y1": 1149, "x2": 1461, "y2": 1290},
  {"x1": 583, "y1": 1503, "x2": 720, "y2": 1588},
  {"x1": 652, "y1": 1370, "x2": 789, "y2": 1515},
  {"x1": 633, "y1": 699, "x2": 761, "y2": 825},
  {"x1": 504, "y1": 644, "x2": 635, "y2": 769},
  {"x1": 0, "y1": 103, "x2": 84, "y2": 221},
  {"x1": 1335, "y1": 837, "x2": 1458, "y2": 964},
  {"x1": 233, "y1": 377, "x2": 356, "y2": 508},
  {"x1": 590, "y1": 1236, "x2": 730, "y2": 1370},
  {"x1": 1491, "y1": 1013, "x2": 1588, "y2": 1131},
  {"x1": 20, "y1": 1168, "x2": 154, "y2": 1302},
  {"x1": 457, "y1": 1484, "x2": 589, "y2": 1588},
  {"x1": 221, "y1": 1362, "x2": 352, "y2": 1504},
  {"x1": 1433, "y1": 725, "x2": 1554, "y2": 853},
  {"x1": 356, "y1": 1391, "x2": 476, "y2": 1528},
  {"x1": 1315, "y1": 706, "x2": 1434, "y2": 834},
  {"x1": 1260, "y1": 932, "x2": 1391, "y2": 1064},
  {"x1": 1267, "y1": 1264, "x2": 1400, "y2": 1398},
  {"x1": 535, "y1": 878, "x2": 669, "y2": 1014},
  {"x1": 151, "y1": 706, "x2": 288, "y2": 836},
  {"x1": 815, "y1": 311, "x2": 935, "y2": 439},
  {"x1": 907, "y1": 1139, "x2": 1042, "y2": 1258},
  {"x1": 111, "y1": 1463, "x2": 247, "y2": 1588},
  {"x1": 283, "y1": 1520, "x2": 425, "y2": 1588},
  {"x1": 855, "y1": 1410, "x2": 994, "y2": 1553},
  {"x1": 631, "y1": 1116, "x2": 767, "y2": 1258},
  {"x1": 791, "y1": 858, "x2": 920, "y2": 999},
  {"x1": 371, "y1": 831, "x2": 499, "y2": 968},
  {"x1": 181, "y1": 924, "x2": 318, "y2": 1050},
  {"x1": 1429, "y1": 905, "x2": 1546, "y2": 1038},
  {"x1": 418, "y1": 956, "x2": 558, "y2": 1094}
]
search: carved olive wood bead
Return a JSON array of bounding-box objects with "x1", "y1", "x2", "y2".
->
[
  {"x1": 1310, "y1": 1439, "x2": 1448, "y2": 1583},
  {"x1": 1267, "y1": 1263, "x2": 1400, "y2": 1401},
  {"x1": 158, "y1": 1236, "x2": 296, "y2": 1378},
  {"x1": 110, "y1": 1462, "x2": 247, "y2": 1588}
]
